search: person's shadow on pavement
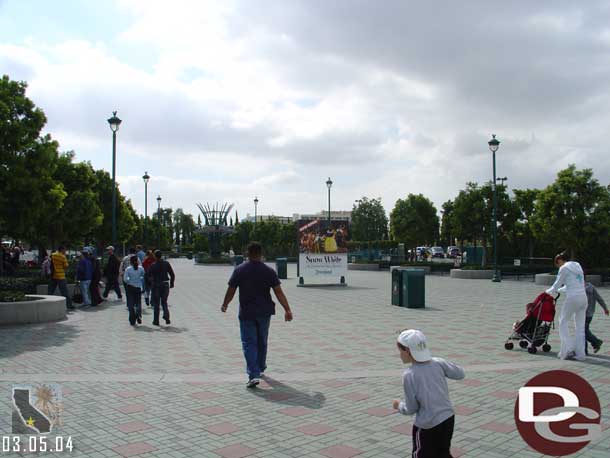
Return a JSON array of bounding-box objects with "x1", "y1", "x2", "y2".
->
[{"x1": 249, "y1": 376, "x2": 326, "y2": 409}]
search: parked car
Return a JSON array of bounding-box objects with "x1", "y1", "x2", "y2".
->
[
  {"x1": 430, "y1": 246, "x2": 445, "y2": 258},
  {"x1": 447, "y1": 246, "x2": 460, "y2": 258}
]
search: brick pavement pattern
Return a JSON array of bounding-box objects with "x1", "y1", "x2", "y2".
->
[{"x1": 1, "y1": 260, "x2": 610, "y2": 457}]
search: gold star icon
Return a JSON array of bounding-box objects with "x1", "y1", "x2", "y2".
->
[{"x1": 26, "y1": 416, "x2": 35, "y2": 427}]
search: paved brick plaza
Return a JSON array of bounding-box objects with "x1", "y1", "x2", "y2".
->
[{"x1": 1, "y1": 259, "x2": 609, "y2": 457}]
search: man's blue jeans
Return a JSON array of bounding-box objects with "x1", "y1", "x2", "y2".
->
[
  {"x1": 79, "y1": 280, "x2": 91, "y2": 305},
  {"x1": 239, "y1": 316, "x2": 271, "y2": 380},
  {"x1": 585, "y1": 315, "x2": 602, "y2": 354}
]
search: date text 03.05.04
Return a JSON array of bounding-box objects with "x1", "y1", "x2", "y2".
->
[{"x1": 2, "y1": 436, "x2": 74, "y2": 453}]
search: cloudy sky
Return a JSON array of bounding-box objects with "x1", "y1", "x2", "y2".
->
[{"x1": 2, "y1": 0, "x2": 610, "y2": 220}]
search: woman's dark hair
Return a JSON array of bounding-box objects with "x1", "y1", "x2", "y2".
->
[
  {"x1": 130, "y1": 255, "x2": 139, "y2": 267},
  {"x1": 555, "y1": 251, "x2": 570, "y2": 263}
]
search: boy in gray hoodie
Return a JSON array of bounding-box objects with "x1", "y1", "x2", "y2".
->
[
  {"x1": 392, "y1": 329, "x2": 465, "y2": 458},
  {"x1": 585, "y1": 282, "x2": 609, "y2": 354}
]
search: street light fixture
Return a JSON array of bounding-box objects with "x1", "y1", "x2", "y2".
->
[
  {"x1": 254, "y1": 196, "x2": 259, "y2": 230},
  {"x1": 107, "y1": 111, "x2": 122, "y2": 247},
  {"x1": 488, "y1": 134, "x2": 501, "y2": 283},
  {"x1": 142, "y1": 172, "x2": 150, "y2": 246},
  {"x1": 496, "y1": 176, "x2": 508, "y2": 186},
  {"x1": 156, "y1": 195, "x2": 162, "y2": 249},
  {"x1": 326, "y1": 177, "x2": 333, "y2": 227}
]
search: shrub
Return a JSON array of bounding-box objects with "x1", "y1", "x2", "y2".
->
[
  {"x1": 0, "y1": 290, "x2": 27, "y2": 302},
  {"x1": 0, "y1": 277, "x2": 39, "y2": 294}
]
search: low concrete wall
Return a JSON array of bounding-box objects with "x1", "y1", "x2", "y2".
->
[
  {"x1": 0, "y1": 295, "x2": 66, "y2": 325},
  {"x1": 450, "y1": 269, "x2": 494, "y2": 279},
  {"x1": 535, "y1": 273, "x2": 602, "y2": 287},
  {"x1": 391, "y1": 266, "x2": 432, "y2": 274},
  {"x1": 348, "y1": 263, "x2": 380, "y2": 271},
  {"x1": 37, "y1": 283, "x2": 77, "y2": 296}
]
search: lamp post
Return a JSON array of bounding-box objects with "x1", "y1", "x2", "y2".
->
[
  {"x1": 496, "y1": 176, "x2": 508, "y2": 187},
  {"x1": 156, "y1": 195, "x2": 162, "y2": 249},
  {"x1": 107, "y1": 111, "x2": 122, "y2": 246},
  {"x1": 488, "y1": 134, "x2": 501, "y2": 283},
  {"x1": 143, "y1": 171, "x2": 150, "y2": 246},
  {"x1": 326, "y1": 177, "x2": 333, "y2": 227},
  {"x1": 254, "y1": 196, "x2": 259, "y2": 232}
]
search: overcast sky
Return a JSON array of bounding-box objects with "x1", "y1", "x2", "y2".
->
[{"x1": 2, "y1": 0, "x2": 610, "y2": 219}]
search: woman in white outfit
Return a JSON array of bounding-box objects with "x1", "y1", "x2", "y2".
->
[{"x1": 546, "y1": 252, "x2": 587, "y2": 361}]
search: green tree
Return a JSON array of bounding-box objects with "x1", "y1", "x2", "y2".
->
[
  {"x1": 390, "y1": 194, "x2": 439, "y2": 254},
  {"x1": 91, "y1": 170, "x2": 137, "y2": 247},
  {"x1": 531, "y1": 165, "x2": 610, "y2": 265},
  {"x1": 511, "y1": 189, "x2": 540, "y2": 259},
  {"x1": 440, "y1": 200, "x2": 455, "y2": 246},
  {"x1": 351, "y1": 197, "x2": 388, "y2": 241},
  {"x1": 0, "y1": 75, "x2": 66, "y2": 244},
  {"x1": 46, "y1": 153, "x2": 103, "y2": 247}
]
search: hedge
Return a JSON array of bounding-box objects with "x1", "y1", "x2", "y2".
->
[
  {"x1": 0, "y1": 277, "x2": 39, "y2": 294},
  {"x1": 0, "y1": 290, "x2": 27, "y2": 302}
]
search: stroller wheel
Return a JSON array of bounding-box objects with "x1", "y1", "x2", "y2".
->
[
  {"x1": 528, "y1": 346, "x2": 537, "y2": 354},
  {"x1": 505, "y1": 342, "x2": 514, "y2": 350},
  {"x1": 542, "y1": 344, "x2": 551, "y2": 352},
  {"x1": 519, "y1": 340, "x2": 528, "y2": 349}
]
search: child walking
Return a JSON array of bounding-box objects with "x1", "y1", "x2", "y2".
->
[
  {"x1": 392, "y1": 329, "x2": 465, "y2": 458},
  {"x1": 585, "y1": 282, "x2": 609, "y2": 354}
]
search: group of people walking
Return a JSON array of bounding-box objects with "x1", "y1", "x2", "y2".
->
[{"x1": 47, "y1": 244, "x2": 175, "y2": 327}]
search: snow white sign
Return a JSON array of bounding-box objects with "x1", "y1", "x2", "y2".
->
[{"x1": 297, "y1": 219, "x2": 349, "y2": 285}]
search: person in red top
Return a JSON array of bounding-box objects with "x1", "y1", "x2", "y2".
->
[{"x1": 142, "y1": 250, "x2": 156, "y2": 307}]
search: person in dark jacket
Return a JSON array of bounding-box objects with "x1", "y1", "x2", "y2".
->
[
  {"x1": 146, "y1": 250, "x2": 175, "y2": 326},
  {"x1": 90, "y1": 254, "x2": 104, "y2": 305},
  {"x1": 102, "y1": 246, "x2": 123, "y2": 300},
  {"x1": 76, "y1": 249, "x2": 94, "y2": 306}
]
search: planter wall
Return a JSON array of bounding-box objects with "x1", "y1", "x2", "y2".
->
[
  {"x1": 348, "y1": 263, "x2": 380, "y2": 271},
  {"x1": 0, "y1": 295, "x2": 66, "y2": 325},
  {"x1": 450, "y1": 269, "x2": 494, "y2": 279},
  {"x1": 535, "y1": 273, "x2": 602, "y2": 287},
  {"x1": 36, "y1": 283, "x2": 77, "y2": 296}
]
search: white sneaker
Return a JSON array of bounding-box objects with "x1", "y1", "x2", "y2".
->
[{"x1": 246, "y1": 378, "x2": 260, "y2": 388}]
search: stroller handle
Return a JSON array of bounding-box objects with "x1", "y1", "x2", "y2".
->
[{"x1": 554, "y1": 293, "x2": 560, "y2": 301}]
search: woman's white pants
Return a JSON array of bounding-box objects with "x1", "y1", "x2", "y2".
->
[{"x1": 558, "y1": 295, "x2": 587, "y2": 360}]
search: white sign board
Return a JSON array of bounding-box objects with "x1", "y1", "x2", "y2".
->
[
  {"x1": 514, "y1": 259, "x2": 521, "y2": 266},
  {"x1": 299, "y1": 253, "x2": 348, "y2": 279}
]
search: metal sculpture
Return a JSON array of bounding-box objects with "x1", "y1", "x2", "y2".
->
[{"x1": 196, "y1": 202, "x2": 235, "y2": 258}]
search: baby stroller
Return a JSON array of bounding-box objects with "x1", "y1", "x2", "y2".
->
[{"x1": 504, "y1": 292, "x2": 557, "y2": 354}]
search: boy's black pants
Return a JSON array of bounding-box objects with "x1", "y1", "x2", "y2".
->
[{"x1": 412, "y1": 415, "x2": 454, "y2": 458}]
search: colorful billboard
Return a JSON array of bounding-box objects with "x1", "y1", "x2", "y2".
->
[{"x1": 297, "y1": 219, "x2": 349, "y2": 284}]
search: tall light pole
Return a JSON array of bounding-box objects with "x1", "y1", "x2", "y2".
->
[
  {"x1": 496, "y1": 176, "x2": 508, "y2": 187},
  {"x1": 143, "y1": 171, "x2": 150, "y2": 246},
  {"x1": 107, "y1": 111, "x2": 122, "y2": 246},
  {"x1": 488, "y1": 134, "x2": 501, "y2": 283},
  {"x1": 156, "y1": 195, "x2": 162, "y2": 249},
  {"x1": 254, "y1": 196, "x2": 259, "y2": 229},
  {"x1": 326, "y1": 177, "x2": 333, "y2": 227}
]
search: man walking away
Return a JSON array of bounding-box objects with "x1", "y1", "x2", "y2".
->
[
  {"x1": 146, "y1": 250, "x2": 175, "y2": 326},
  {"x1": 48, "y1": 245, "x2": 73, "y2": 309},
  {"x1": 585, "y1": 281, "x2": 609, "y2": 354},
  {"x1": 103, "y1": 246, "x2": 123, "y2": 301},
  {"x1": 76, "y1": 248, "x2": 94, "y2": 307},
  {"x1": 221, "y1": 242, "x2": 293, "y2": 388}
]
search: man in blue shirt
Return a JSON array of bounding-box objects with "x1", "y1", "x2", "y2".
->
[{"x1": 221, "y1": 242, "x2": 293, "y2": 388}]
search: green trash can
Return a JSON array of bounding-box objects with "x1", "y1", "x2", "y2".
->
[
  {"x1": 391, "y1": 267, "x2": 406, "y2": 306},
  {"x1": 401, "y1": 268, "x2": 425, "y2": 308},
  {"x1": 276, "y1": 257, "x2": 288, "y2": 279},
  {"x1": 234, "y1": 255, "x2": 244, "y2": 266}
]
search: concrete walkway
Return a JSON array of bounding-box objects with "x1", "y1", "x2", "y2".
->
[{"x1": 1, "y1": 259, "x2": 609, "y2": 457}]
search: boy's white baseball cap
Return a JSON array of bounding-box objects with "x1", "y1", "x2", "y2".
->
[{"x1": 397, "y1": 329, "x2": 432, "y2": 362}]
